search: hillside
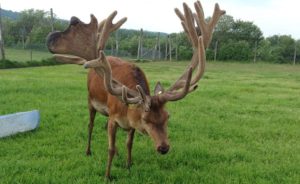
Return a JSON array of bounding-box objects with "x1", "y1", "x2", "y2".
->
[{"x1": 1, "y1": 9, "x2": 20, "y2": 20}]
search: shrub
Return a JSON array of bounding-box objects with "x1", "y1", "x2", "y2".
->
[{"x1": 0, "y1": 57, "x2": 62, "y2": 69}]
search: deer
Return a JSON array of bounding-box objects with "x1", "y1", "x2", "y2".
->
[{"x1": 47, "y1": 1, "x2": 225, "y2": 178}]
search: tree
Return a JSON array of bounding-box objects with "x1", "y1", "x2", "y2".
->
[
  {"x1": 265, "y1": 35, "x2": 295, "y2": 63},
  {"x1": 207, "y1": 15, "x2": 263, "y2": 62},
  {"x1": 210, "y1": 15, "x2": 234, "y2": 61},
  {"x1": 219, "y1": 40, "x2": 251, "y2": 61}
]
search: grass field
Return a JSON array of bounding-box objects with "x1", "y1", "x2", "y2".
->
[
  {"x1": 0, "y1": 61, "x2": 299, "y2": 183},
  {"x1": 4, "y1": 48, "x2": 52, "y2": 62}
]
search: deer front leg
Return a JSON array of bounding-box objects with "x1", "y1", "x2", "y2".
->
[
  {"x1": 86, "y1": 106, "x2": 96, "y2": 156},
  {"x1": 105, "y1": 118, "x2": 118, "y2": 179},
  {"x1": 126, "y1": 129, "x2": 135, "y2": 169}
]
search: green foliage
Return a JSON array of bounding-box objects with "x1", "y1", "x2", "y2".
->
[
  {"x1": 219, "y1": 40, "x2": 251, "y2": 61},
  {"x1": 0, "y1": 62, "x2": 299, "y2": 183},
  {"x1": 2, "y1": 9, "x2": 68, "y2": 49},
  {"x1": 0, "y1": 57, "x2": 61, "y2": 69},
  {"x1": 210, "y1": 15, "x2": 264, "y2": 62},
  {"x1": 267, "y1": 35, "x2": 295, "y2": 63},
  {"x1": 1, "y1": 9, "x2": 20, "y2": 20}
]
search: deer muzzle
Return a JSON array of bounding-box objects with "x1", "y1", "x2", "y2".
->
[{"x1": 157, "y1": 143, "x2": 170, "y2": 155}]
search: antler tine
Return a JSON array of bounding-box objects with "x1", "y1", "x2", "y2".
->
[
  {"x1": 97, "y1": 11, "x2": 127, "y2": 52},
  {"x1": 183, "y1": 3, "x2": 198, "y2": 48},
  {"x1": 98, "y1": 19, "x2": 106, "y2": 33},
  {"x1": 159, "y1": 1, "x2": 225, "y2": 102},
  {"x1": 190, "y1": 35, "x2": 206, "y2": 87},
  {"x1": 167, "y1": 2, "x2": 200, "y2": 92},
  {"x1": 54, "y1": 54, "x2": 87, "y2": 65},
  {"x1": 194, "y1": 1, "x2": 225, "y2": 48},
  {"x1": 122, "y1": 86, "x2": 140, "y2": 104},
  {"x1": 175, "y1": 8, "x2": 192, "y2": 45},
  {"x1": 159, "y1": 67, "x2": 193, "y2": 102},
  {"x1": 210, "y1": 3, "x2": 226, "y2": 30},
  {"x1": 85, "y1": 51, "x2": 147, "y2": 105}
]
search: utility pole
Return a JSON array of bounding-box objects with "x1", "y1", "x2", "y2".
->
[{"x1": 0, "y1": 4, "x2": 5, "y2": 60}]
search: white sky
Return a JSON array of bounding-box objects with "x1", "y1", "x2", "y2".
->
[{"x1": 1, "y1": 0, "x2": 300, "y2": 39}]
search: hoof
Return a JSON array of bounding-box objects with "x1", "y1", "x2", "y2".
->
[{"x1": 86, "y1": 150, "x2": 92, "y2": 156}]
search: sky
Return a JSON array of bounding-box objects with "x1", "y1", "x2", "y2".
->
[{"x1": 1, "y1": 0, "x2": 300, "y2": 39}]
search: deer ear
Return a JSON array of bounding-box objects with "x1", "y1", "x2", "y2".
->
[{"x1": 154, "y1": 82, "x2": 164, "y2": 95}]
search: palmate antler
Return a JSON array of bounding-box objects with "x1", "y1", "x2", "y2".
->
[{"x1": 53, "y1": 11, "x2": 151, "y2": 109}]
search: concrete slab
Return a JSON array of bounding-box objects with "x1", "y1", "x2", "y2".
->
[{"x1": 0, "y1": 110, "x2": 40, "y2": 138}]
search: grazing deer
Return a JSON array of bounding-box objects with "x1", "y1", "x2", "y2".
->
[{"x1": 47, "y1": 1, "x2": 225, "y2": 178}]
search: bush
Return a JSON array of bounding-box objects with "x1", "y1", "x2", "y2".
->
[
  {"x1": 0, "y1": 57, "x2": 62, "y2": 69},
  {"x1": 219, "y1": 40, "x2": 251, "y2": 61}
]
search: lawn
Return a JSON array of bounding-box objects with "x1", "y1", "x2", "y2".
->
[
  {"x1": 0, "y1": 61, "x2": 299, "y2": 183},
  {"x1": 4, "y1": 48, "x2": 52, "y2": 62}
]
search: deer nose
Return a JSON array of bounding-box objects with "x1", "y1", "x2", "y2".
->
[
  {"x1": 157, "y1": 145, "x2": 170, "y2": 155},
  {"x1": 46, "y1": 31, "x2": 61, "y2": 52}
]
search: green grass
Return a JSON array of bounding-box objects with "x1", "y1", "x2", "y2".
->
[
  {"x1": 5, "y1": 48, "x2": 52, "y2": 62},
  {"x1": 0, "y1": 62, "x2": 299, "y2": 183}
]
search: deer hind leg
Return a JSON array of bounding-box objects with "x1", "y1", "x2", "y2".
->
[
  {"x1": 105, "y1": 118, "x2": 118, "y2": 179},
  {"x1": 86, "y1": 105, "x2": 96, "y2": 156},
  {"x1": 126, "y1": 129, "x2": 135, "y2": 169}
]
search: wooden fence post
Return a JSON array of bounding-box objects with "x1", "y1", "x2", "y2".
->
[
  {"x1": 137, "y1": 28, "x2": 143, "y2": 60},
  {"x1": 214, "y1": 40, "x2": 218, "y2": 62},
  {"x1": 50, "y1": 8, "x2": 54, "y2": 32},
  {"x1": 115, "y1": 30, "x2": 119, "y2": 56},
  {"x1": 293, "y1": 42, "x2": 297, "y2": 65},
  {"x1": 169, "y1": 35, "x2": 172, "y2": 61},
  {"x1": 253, "y1": 40, "x2": 257, "y2": 63},
  {"x1": 0, "y1": 4, "x2": 5, "y2": 60},
  {"x1": 165, "y1": 35, "x2": 168, "y2": 60}
]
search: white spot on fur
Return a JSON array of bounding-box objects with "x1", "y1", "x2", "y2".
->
[{"x1": 91, "y1": 99, "x2": 108, "y2": 115}]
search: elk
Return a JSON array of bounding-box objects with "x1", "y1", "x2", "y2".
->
[{"x1": 47, "y1": 1, "x2": 225, "y2": 178}]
